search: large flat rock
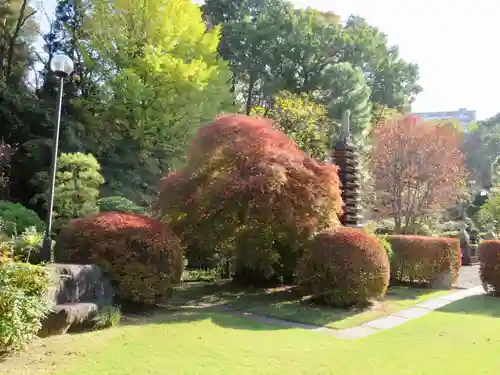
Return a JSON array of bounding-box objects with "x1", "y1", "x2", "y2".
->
[
  {"x1": 39, "y1": 302, "x2": 99, "y2": 337},
  {"x1": 46, "y1": 263, "x2": 113, "y2": 306}
]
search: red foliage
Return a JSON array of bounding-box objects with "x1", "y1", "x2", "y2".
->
[
  {"x1": 387, "y1": 235, "x2": 460, "y2": 288},
  {"x1": 54, "y1": 212, "x2": 183, "y2": 305},
  {"x1": 295, "y1": 227, "x2": 390, "y2": 307},
  {"x1": 479, "y1": 240, "x2": 500, "y2": 295},
  {"x1": 155, "y1": 114, "x2": 342, "y2": 284},
  {"x1": 372, "y1": 115, "x2": 467, "y2": 233}
]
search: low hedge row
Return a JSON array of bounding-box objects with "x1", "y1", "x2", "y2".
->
[
  {"x1": 387, "y1": 235, "x2": 461, "y2": 288},
  {"x1": 479, "y1": 240, "x2": 500, "y2": 295}
]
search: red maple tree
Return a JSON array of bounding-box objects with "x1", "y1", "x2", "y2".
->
[
  {"x1": 371, "y1": 115, "x2": 467, "y2": 233},
  {"x1": 155, "y1": 114, "x2": 342, "y2": 284}
]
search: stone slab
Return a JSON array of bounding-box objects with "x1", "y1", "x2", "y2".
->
[
  {"x1": 416, "y1": 298, "x2": 452, "y2": 310},
  {"x1": 333, "y1": 326, "x2": 378, "y2": 339},
  {"x1": 436, "y1": 292, "x2": 470, "y2": 302},
  {"x1": 363, "y1": 315, "x2": 408, "y2": 330},
  {"x1": 393, "y1": 307, "x2": 432, "y2": 319}
]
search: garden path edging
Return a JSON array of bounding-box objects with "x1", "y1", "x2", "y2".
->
[{"x1": 226, "y1": 286, "x2": 485, "y2": 340}]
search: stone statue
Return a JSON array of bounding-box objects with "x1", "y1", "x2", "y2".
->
[{"x1": 459, "y1": 223, "x2": 471, "y2": 266}]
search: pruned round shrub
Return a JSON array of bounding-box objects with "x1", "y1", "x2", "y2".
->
[
  {"x1": 155, "y1": 115, "x2": 342, "y2": 285},
  {"x1": 0, "y1": 201, "x2": 44, "y2": 236},
  {"x1": 97, "y1": 196, "x2": 146, "y2": 215},
  {"x1": 387, "y1": 235, "x2": 460, "y2": 288},
  {"x1": 0, "y1": 262, "x2": 52, "y2": 356},
  {"x1": 54, "y1": 212, "x2": 183, "y2": 305},
  {"x1": 295, "y1": 227, "x2": 390, "y2": 307},
  {"x1": 479, "y1": 240, "x2": 500, "y2": 295}
]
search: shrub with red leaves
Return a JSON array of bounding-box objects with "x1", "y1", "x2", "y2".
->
[
  {"x1": 387, "y1": 235, "x2": 460, "y2": 288},
  {"x1": 295, "y1": 227, "x2": 390, "y2": 307},
  {"x1": 479, "y1": 240, "x2": 500, "y2": 295},
  {"x1": 54, "y1": 212, "x2": 183, "y2": 305},
  {"x1": 154, "y1": 114, "x2": 342, "y2": 285}
]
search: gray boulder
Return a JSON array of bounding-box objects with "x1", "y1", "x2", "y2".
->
[
  {"x1": 45, "y1": 263, "x2": 114, "y2": 306},
  {"x1": 40, "y1": 264, "x2": 114, "y2": 337}
]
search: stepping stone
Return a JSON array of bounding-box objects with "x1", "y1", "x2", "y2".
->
[
  {"x1": 393, "y1": 307, "x2": 432, "y2": 319},
  {"x1": 437, "y1": 292, "x2": 469, "y2": 302},
  {"x1": 416, "y1": 298, "x2": 452, "y2": 310},
  {"x1": 334, "y1": 326, "x2": 378, "y2": 339},
  {"x1": 363, "y1": 315, "x2": 408, "y2": 330}
]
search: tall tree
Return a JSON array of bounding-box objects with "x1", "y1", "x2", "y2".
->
[
  {"x1": 322, "y1": 61, "x2": 372, "y2": 141},
  {"x1": 251, "y1": 90, "x2": 338, "y2": 161},
  {"x1": 0, "y1": 0, "x2": 39, "y2": 84},
  {"x1": 372, "y1": 115, "x2": 467, "y2": 233},
  {"x1": 83, "y1": 0, "x2": 234, "y2": 203}
]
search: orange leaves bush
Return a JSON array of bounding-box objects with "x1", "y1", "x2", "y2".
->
[
  {"x1": 295, "y1": 227, "x2": 390, "y2": 307},
  {"x1": 54, "y1": 212, "x2": 183, "y2": 305},
  {"x1": 155, "y1": 115, "x2": 342, "y2": 285},
  {"x1": 387, "y1": 235, "x2": 460, "y2": 288},
  {"x1": 479, "y1": 240, "x2": 500, "y2": 295}
]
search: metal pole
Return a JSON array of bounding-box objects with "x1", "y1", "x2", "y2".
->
[{"x1": 41, "y1": 77, "x2": 64, "y2": 262}]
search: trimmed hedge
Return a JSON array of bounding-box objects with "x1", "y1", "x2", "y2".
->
[
  {"x1": 479, "y1": 240, "x2": 500, "y2": 295},
  {"x1": 97, "y1": 196, "x2": 146, "y2": 215},
  {"x1": 295, "y1": 227, "x2": 390, "y2": 307},
  {"x1": 0, "y1": 262, "x2": 52, "y2": 356},
  {"x1": 54, "y1": 212, "x2": 183, "y2": 305},
  {"x1": 387, "y1": 235, "x2": 460, "y2": 288}
]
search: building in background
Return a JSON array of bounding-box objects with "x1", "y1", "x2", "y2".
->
[{"x1": 412, "y1": 108, "x2": 476, "y2": 132}]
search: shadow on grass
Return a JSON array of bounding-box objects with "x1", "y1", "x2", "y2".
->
[
  {"x1": 437, "y1": 294, "x2": 500, "y2": 318},
  {"x1": 115, "y1": 282, "x2": 451, "y2": 332},
  {"x1": 120, "y1": 308, "x2": 294, "y2": 332}
]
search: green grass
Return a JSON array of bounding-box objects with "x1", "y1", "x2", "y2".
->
[
  {"x1": 170, "y1": 283, "x2": 450, "y2": 329},
  {"x1": 3, "y1": 294, "x2": 500, "y2": 375}
]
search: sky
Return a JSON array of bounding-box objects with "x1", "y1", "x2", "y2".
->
[{"x1": 39, "y1": 0, "x2": 499, "y2": 120}]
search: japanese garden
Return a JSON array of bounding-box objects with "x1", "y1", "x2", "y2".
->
[{"x1": 2, "y1": 0, "x2": 500, "y2": 374}]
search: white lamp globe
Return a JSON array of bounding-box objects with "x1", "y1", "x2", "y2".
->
[{"x1": 50, "y1": 54, "x2": 74, "y2": 78}]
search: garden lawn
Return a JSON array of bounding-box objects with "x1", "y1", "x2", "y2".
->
[
  {"x1": 170, "y1": 283, "x2": 450, "y2": 329},
  {"x1": 3, "y1": 294, "x2": 500, "y2": 375}
]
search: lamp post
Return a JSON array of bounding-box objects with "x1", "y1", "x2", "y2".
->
[{"x1": 40, "y1": 54, "x2": 74, "y2": 262}]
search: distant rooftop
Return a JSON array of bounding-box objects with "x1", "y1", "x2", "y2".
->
[{"x1": 412, "y1": 108, "x2": 477, "y2": 128}]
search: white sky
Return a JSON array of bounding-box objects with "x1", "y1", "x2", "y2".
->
[{"x1": 39, "y1": 0, "x2": 498, "y2": 120}]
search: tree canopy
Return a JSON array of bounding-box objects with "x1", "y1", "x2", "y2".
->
[{"x1": 0, "y1": 0, "x2": 424, "y2": 219}]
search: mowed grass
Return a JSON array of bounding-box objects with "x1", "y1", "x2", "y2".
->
[
  {"x1": 170, "y1": 283, "x2": 450, "y2": 329},
  {"x1": 3, "y1": 294, "x2": 500, "y2": 375}
]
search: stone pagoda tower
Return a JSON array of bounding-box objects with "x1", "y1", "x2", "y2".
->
[{"x1": 332, "y1": 110, "x2": 363, "y2": 227}]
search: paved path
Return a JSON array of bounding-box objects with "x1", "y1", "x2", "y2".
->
[{"x1": 454, "y1": 265, "x2": 481, "y2": 289}]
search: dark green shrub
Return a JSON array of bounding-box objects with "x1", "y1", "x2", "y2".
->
[
  {"x1": 0, "y1": 201, "x2": 44, "y2": 236},
  {"x1": 0, "y1": 262, "x2": 52, "y2": 356},
  {"x1": 54, "y1": 212, "x2": 183, "y2": 305},
  {"x1": 97, "y1": 196, "x2": 146, "y2": 214},
  {"x1": 479, "y1": 240, "x2": 500, "y2": 295},
  {"x1": 295, "y1": 227, "x2": 390, "y2": 307}
]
